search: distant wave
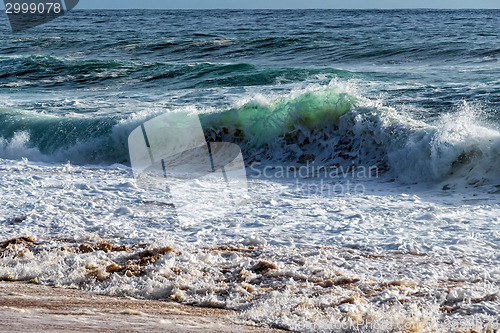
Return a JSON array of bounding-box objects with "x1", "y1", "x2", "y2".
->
[{"x1": 0, "y1": 55, "x2": 351, "y2": 89}]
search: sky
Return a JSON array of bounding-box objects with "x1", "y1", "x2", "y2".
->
[
  {"x1": 78, "y1": 0, "x2": 500, "y2": 9},
  {"x1": 70, "y1": 0, "x2": 500, "y2": 9},
  {"x1": 2, "y1": 0, "x2": 500, "y2": 9}
]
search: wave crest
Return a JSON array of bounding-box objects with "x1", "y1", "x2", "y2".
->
[{"x1": 1, "y1": 87, "x2": 499, "y2": 185}]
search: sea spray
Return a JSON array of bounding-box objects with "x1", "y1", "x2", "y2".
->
[{"x1": 1, "y1": 86, "x2": 500, "y2": 185}]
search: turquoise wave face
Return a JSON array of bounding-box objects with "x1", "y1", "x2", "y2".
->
[
  {"x1": 0, "y1": 87, "x2": 364, "y2": 166},
  {"x1": 0, "y1": 108, "x2": 127, "y2": 164},
  {"x1": 201, "y1": 88, "x2": 356, "y2": 148},
  {"x1": 0, "y1": 89, "x2": 358, "y2": 165},
  {"x1": 2, "y1": 86, "x2": 499, "y2": 188}
]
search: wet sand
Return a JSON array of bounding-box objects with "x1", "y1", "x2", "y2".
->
[{"x1": 0, "y1": 282, "x2": 287, "y2": 333}]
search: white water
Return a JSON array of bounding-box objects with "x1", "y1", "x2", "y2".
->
[{"x1": 0, "y1": 154, "x2": 499, "y2": 332}]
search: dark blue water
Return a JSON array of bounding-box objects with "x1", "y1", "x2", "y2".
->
[
  {"x1": 0, "y1": 10, "x2": 499, "y2": 180},
  {"x1": 2, "y1": 10, "x2": 500, "y2": 104}
]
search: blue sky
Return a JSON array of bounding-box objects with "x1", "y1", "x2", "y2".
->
[
  {"x1": 73, "y1": 0, "x2": 500, "y2": 9},
  {"x1": 2, "y1": 0, "x2": 500, "y2": 9}
]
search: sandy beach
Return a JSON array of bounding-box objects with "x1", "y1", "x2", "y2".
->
[{"x1": 0, "y1": 281, "x2": 286, "y2": 333}]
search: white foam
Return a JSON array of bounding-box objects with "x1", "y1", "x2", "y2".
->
[{"x1": 0, "y1": 156, "x2": 499, "y2": 331}]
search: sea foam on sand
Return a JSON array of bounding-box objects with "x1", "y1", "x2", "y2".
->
[{"x1": 0, "y1": 235, "x2": 498, "y2": 332}]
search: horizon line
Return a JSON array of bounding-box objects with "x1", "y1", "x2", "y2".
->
[
  {"x1": 61, "y1": 7, "x2": 500, "y2": 10},
  {"x1": 3, "y1": 7, "x2": 500, "y2": 10}
]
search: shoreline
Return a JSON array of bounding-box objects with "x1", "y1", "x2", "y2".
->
[
  {"x1": 1, "y1": 236, "x2": 499, "y2": 332},
  {"x1": 0, "y1": 281, "x2": 287, "y2": 333}
]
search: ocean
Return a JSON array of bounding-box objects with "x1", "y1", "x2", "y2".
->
[{"x1": 0, "y1": 9, "x2": 499, "y2": 332}]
